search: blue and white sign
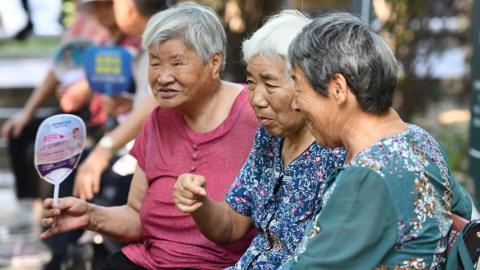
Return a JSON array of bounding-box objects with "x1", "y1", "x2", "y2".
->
[{"x1": 84, "y1": 46, "x2": 133, "y2": 96}]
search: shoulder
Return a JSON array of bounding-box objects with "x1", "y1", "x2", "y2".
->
[
  {"x1": 338, "y1": 166, "x2": 385, "y2": 184},
  {"x1": 143, "y1": 106, "x2": 177, "y2": 129},
  {"x1": 232, "y1": 88, "x2": 259, "y2": 128},
  {"x1": 311, "y1": 144, "x2": 346, "y2": 166},
  {"x1": 322, "y1": 166, "x2": 391, "y2": 209}
]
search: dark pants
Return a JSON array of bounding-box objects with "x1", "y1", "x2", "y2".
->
[
  {"x1": 7, "y1": 117, "x2": 50, "y2": 199},
  {"x1": 99, "y1": 251, "x2": 199, "y2": 270},
  {"x1": 99, "y1": 251, "x2": 146, "y2": 270}
]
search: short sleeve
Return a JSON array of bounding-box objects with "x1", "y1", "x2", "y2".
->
[
  {"x1": 284, "y1": 167, "x2": 398, "y2": 270},
  {"x1": 129, "y1": 111, "x2": 154, "y2": 171},
  {"x1": 225, "y1": 127, "x2": 270, "y2": 217}
]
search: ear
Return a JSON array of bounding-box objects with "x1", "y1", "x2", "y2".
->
[
  {"x1": 328, "y1": 74, "x2": 349, "y2": 105},
  {"x1": 209, "y1": 52, "x2": 223, "y2": 79}
]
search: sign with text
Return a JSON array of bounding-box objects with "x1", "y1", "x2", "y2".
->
[
  {"x1": 34, "y1": 114, "x2": 86, "y2": 205},
  {"x1": 84, "y1": 46, "x2": 133, "y2": 96}
]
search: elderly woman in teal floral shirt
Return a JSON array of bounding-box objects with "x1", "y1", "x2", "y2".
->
[{"x1": 282, "y1": 12, "x2": 472, "y2": 269}]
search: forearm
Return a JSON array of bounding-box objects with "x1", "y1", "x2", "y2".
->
[
  {"x1": 23, "y1": 70, "x2": 59, "y2": 116},
  {"x1": 192, "y1": 199, "x2": 249, "y2": 244},
  {"x1": 88, "y1": 204, "x2": 143, "y2": 242}
]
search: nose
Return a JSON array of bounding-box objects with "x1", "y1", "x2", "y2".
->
[
  {"x1": 156, "y1": 71, "x2": 175, "y2": 85},
  {"x1": 250, "y1": 85, "x2": 269, "y2": 109}
]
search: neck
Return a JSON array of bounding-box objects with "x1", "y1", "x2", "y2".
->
[
  {"x1": 134, "y1": 17, "x2": 148, "y2": 36},
  {"x1": 182, "y1": 80, "x2": 240, "y2": 133},
  {"x1": 340, "y1": 108, "x2": 406, "y2": 163},
  {"x1": 282, "y1": 125, "x2": 315, "y2": 166}
]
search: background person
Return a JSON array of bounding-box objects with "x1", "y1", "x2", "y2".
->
[
  {"x1": 281, "y1": 11, "x2": 472, "y2": 269},
  {"x1": 72, "y1": 0, "x2": 171, "y2": 201},
  {"x1": 41, "y1": 4, "x2": 258, "y2": 269},
  {"x1": 1, "y1": 0, "x2": 111, "y2": 203},
  {"x1": 173, "y1": 10, "x2": 344, "y2": 270}
]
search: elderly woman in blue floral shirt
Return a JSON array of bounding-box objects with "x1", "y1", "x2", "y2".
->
[
  {"x1": 173, "y1": 10, "x2": 344, "y2": 269},
  {"x1": 282, "y1": 12, "x2": 472, "y2": 270}
]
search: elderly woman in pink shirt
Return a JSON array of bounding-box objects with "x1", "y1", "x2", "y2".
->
[{"x1": 41, "y1": 3, "x2": 258, "y2": 269}]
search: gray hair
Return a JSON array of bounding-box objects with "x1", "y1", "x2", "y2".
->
[
  {"x1": 288, "y1": 12, "x2": 398, "y2": 115},
  {"x1": 142, "y1": 2, "x2": 227, "y2": 69},
  {"x1": 242, "y1": 10, "x2": 311, "y2": 64}
]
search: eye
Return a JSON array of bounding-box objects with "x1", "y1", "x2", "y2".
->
[
  {"x1": 246, "y1": 79, "x2": 256, "y2": 91},
  {"x1": 265, "y1": 83, "x2": 278, "y2": 89}
]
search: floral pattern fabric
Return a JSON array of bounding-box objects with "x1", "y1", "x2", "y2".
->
[
  {"x1": 282, "y1": 124, "x2": 472, "y2": 270},
  {"x1": 225, "y1": 127, "x2": 345, "y2": 270}
]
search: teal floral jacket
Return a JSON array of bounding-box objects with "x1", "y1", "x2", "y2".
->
[{"x1": 281, "y1": 124, "x2": 472, "y2": 270}]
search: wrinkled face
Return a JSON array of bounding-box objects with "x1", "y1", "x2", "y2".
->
[
  {"x1": 291, "y1": 66, "x2": 335, "y2": 147},
  {"x1": 246, "y1": 55, "x2": 306, "y2": 137},
  {"x1": 148, "y1": 39, "x2": 216, "y2": 110}
]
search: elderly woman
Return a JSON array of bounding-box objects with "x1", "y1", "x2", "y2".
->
[
  {"x1": 173, "y1": 11, "x2": 344, "y2": 269},
  {"x1": 41, "y1": 4, "x2": 258, "y2": 269},
  {"x1": 281, "y1": 12, "x2": 472, "y2": 269}
]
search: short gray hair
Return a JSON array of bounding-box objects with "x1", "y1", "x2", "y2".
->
[
  {"x1": 142, "y1": 2, "x2": 227, "y2": 69},
  {"x1": 242, "y1": 10, "x2": 311, "y2": 63},
  {"x1": 288, "y1": 12, "x2": 398, "y2": 115}
]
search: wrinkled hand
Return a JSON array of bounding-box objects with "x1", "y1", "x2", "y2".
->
[
  {"x1": 1, "y1": 112, "x2": 31, "y2": 141},
  {"x1": 40, "y1": 197, "x2": 91, "y2": 239},
  {"x1": 173, "y1": 174, "x2": 207, "y2": 213},
  {"x1": 57, "y1": 80, "x2": 91, "y2": 113},
  {"x1": 74, "y1": 147, "x2": 111, "y2": 200}
]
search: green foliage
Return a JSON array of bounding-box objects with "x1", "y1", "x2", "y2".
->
[
  {"x1": 61, "y1": 0, "x2": 77, "y2": 28},
  {"x1": 0, "y1": 36, "x2": 60, "y2": 58}
]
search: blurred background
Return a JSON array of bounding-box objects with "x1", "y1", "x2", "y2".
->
[{"x1": 0, "y1": 0, "x2": 479, "y2": 269}]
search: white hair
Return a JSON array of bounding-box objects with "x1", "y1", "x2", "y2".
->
[
  {"x1": 142, "y1": 2, "x2": 227, "y2": 69},
  {"x1": 242, "y1": 10, "x2": 311, "y2": 63}
]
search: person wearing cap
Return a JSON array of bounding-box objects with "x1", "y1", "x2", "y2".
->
[{"x1": 41, "y1": 3, "x2": 258, "y2": 269}]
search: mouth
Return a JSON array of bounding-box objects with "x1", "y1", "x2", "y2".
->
[
  {"x1": 155, "y1": 88, "x2": 180, "y2": 99},
  {"x1": 257, "y1": 116, "x2": 275, "y2": 126}
]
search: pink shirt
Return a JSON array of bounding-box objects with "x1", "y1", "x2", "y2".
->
[{"x1": 124, "y1": 89, "x2": 259, "y2": 269}]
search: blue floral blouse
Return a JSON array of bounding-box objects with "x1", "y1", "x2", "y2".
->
[
  {"x1": 282, "y1": 124, "x2": 472, "y2": 270},
  {"x1": 225, "y1": 127, "x2": 345, "y2": 269}
]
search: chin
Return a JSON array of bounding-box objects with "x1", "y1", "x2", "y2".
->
[
  {"x1": 264, "y1": 127, "x2": 285, "y2": 138},
  {"x1": 155, "y1": 99, "x2": 180, "y2": 110}
]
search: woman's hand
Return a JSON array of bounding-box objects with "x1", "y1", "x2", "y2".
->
[
  {"x1": 57, "y1": 80, "x2": 91, "y2": 113},
  {"x1": 1, "y1": 111, "x2": 32, "y2": 140},
  {"x1": 74, "y1": 146, "x2": 112, "y2": 200},
  {"x1": 40, "y1": 197, "x2": 92, "y2": 239},
  {"x1": 173, "y1": 173, "x2": 207, "y2": 213}
]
